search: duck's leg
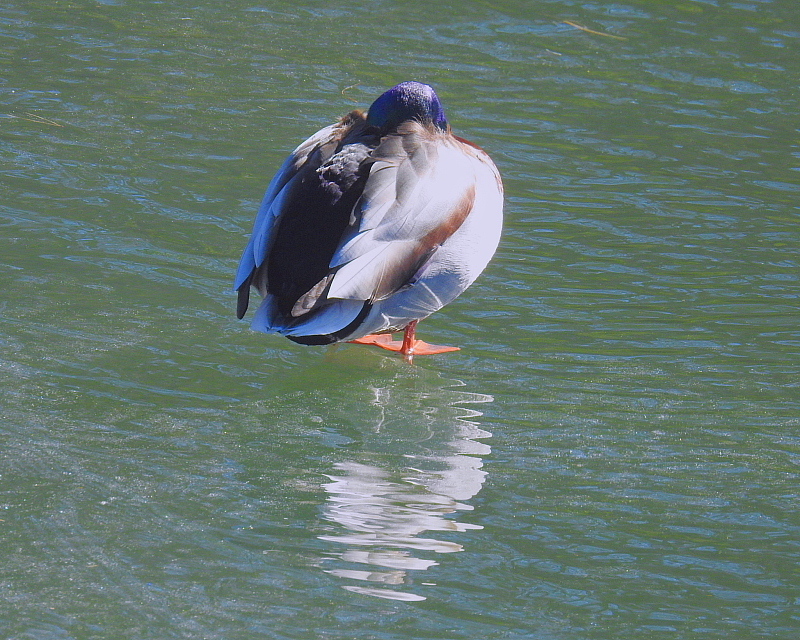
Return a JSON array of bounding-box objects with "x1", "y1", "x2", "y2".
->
[{"x1": 348, "y1": 320, "x2": 460, "y2": 361}]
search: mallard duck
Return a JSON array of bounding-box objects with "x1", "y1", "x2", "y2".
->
[{"x1": 235, "y1": 81, "x2": 503, "y2": 360}]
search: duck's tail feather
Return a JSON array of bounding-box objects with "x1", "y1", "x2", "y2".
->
[{"x1": 250, "y1": 295, "x2": 372, "y2": 345}]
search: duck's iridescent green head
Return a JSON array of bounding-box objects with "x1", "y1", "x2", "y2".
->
[{"x1": 366, "y1": 81, "x2": 448, "y2": 132}]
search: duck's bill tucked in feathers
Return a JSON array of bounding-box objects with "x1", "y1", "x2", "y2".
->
[{"x1": 235, "y1": 82, "x2": 503, "y2": 349}]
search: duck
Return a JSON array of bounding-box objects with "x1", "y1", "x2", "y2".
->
[{"x1": 234, "y1": 81, "x2": 503, "y2": 361}]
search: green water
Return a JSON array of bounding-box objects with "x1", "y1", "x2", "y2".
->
[{"x1": 2, "y1": 0, "x2": 799, "y2": 638}]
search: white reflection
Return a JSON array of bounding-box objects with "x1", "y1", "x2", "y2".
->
[{"x1": 318, "y1": 380, "x2": 492, "y2": 601}]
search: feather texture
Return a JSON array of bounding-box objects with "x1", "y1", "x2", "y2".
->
[{"x1": 235, "y1": 82, "x2": 503, "y2": 346}]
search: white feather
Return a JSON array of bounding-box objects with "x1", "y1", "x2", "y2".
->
[{"x1": 280, "y1": 300, "x2": 365, "y2": 337}]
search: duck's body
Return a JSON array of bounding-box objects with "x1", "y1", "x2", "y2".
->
[{"x1": 235, "y1": 82, "x2": 503, "y2": 358}]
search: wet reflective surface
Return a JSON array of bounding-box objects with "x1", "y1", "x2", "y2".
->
[
  {"x1": 2, "y1": 0, "x2": 799, "y2": 638},
  {"x1": 318, "y1": 384, "x2": 491, "y2": 601}
]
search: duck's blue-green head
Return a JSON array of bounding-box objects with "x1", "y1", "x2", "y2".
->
[{"x1": 366, "y1": 81, "x2": 448, "y2": 132}]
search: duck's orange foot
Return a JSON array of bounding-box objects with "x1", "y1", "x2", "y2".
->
[
  {"x1": 347, "y1": 333, "x2": 399, "y2": 349},
  {"x1": 347, "y1": 321, "x2": 459, "y2": 361},
  {"x1": 348, "y1": 334, "x2": 460, "y2": 356}
]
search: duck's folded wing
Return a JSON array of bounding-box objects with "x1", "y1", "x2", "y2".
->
[
  {"x1": 325, "y1": 123, "x2": 483, "y2": 302},
  {"x1": 234, "y1": 120, "x2": 350, "y2": 315}
]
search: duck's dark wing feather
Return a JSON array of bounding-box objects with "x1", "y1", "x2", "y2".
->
[{"x1": 234, "y1": 112, "x2": 373, "y2": 319}]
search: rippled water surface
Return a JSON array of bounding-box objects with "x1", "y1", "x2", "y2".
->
[{"x1": 2, "y1": 1, "x2": 799, "y2": 638}]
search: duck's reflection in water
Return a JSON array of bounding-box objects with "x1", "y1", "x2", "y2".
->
[{"x1": 318, "y1": 380, "x2": 492, "y2": 601}]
